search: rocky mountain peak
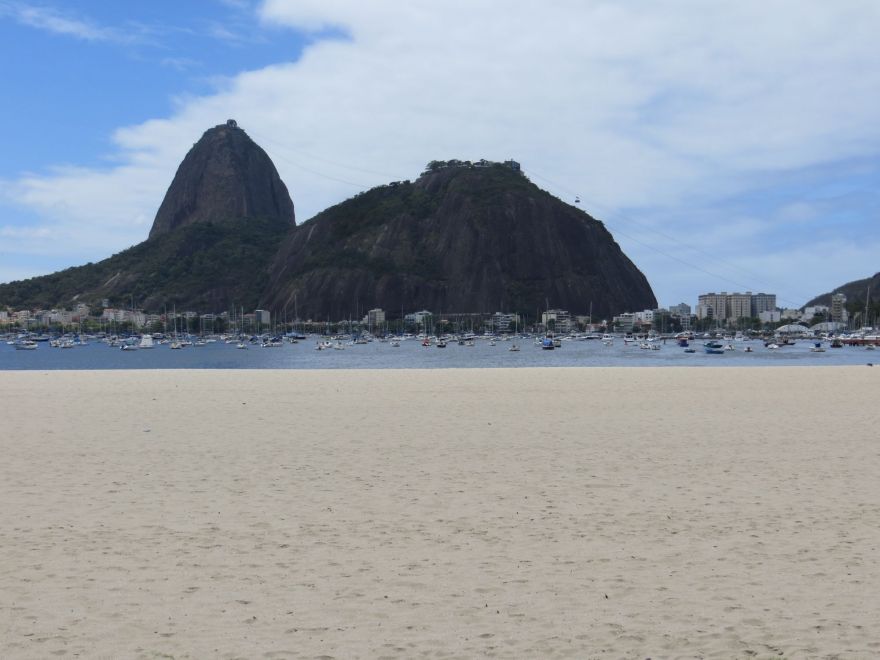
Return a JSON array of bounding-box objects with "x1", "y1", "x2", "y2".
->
[{"x1": 148, "y1": 120, "x2": 295, "y2": 239}]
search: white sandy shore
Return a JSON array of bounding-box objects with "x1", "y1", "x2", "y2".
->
[{"x1": 1, "y1": 367, "x2": 879, "y2": 659}]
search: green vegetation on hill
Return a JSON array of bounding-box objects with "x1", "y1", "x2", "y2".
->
[{"x1": 0, "y1": 217, "x2": 290, "y2": 312}]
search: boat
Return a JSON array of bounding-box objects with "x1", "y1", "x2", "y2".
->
[
  {"x1": 509, "y1": 343, "x2": 520, "y2": 352},
  {"x1": 139, "y1": 334, "x2": 154, "y2": 349},
  {"x1": 766, "y1": 343, "x2": 780, "y2": 350},
  {"x1": 541, "y1": 336, "x2": 554, "y2": 350},
  {"x1": 683, "y1": 347, "x2": 696, "y2": 353},
  {"x1": 744, "y1": 346, "x2": 753, "y2": 353},
  {"x1": 810, "y1": 342, "x2": 826, "y2": 353},
  {"x1": 390, "y1": 340, "x2": 401, "y2": 347},
  {"x1": 13, "y1": 340, "x2": 38, "y2": 350},
  {"x1": 236, "y1": 342, "x2": 248, "y2": 350},
  {"x1": 436, "y1": 339, "x2": 447, "y2": 348},
  {"x1": 704, "y1": 341, "x2": 724, "y2": 354}
]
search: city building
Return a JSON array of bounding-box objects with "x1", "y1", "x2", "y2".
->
[
  {"x1": 802, "y1": 305, "x2": 828, "y2": 322},
  {"x1": 634, "y1": 309, "x2": 654, "y2": 325},
  {"x1": 697, "y1": 291, "x2": 778, "y2": 326},
  {"x1": 541, "y1": 309, "x2": 572, "y2": 333},
  {"x1": 697, "y1": 293, "x2": 728, "y2": 322},
  {"x1": 668, "y1": 303, "x2": 691, "y2": 318},
  {"x1": 613, "y1": 312, "x2": 635, "y2": 332},
  {"x1": 751, "y1": 293, "x2": 776, "y2": 317},
  {"x1": 727, "y1": 292, "x2": 752, "y2": 320},
  {"x1": 831, "y1": 293, "x2": 847, "y2": 323},
  {"x1": 491, "y1": 312, "x2": 519, "y2": 332},
  {"x1": 254, "y1": 309, "x2": 271, "y2": 326},
  {"x1": 365, "y1": 308, "x2": 385, "y2": 330},
  {"x1": 404, "y1": 310, "x2": 433, "y2": 327}
]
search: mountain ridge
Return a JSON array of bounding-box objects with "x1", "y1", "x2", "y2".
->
[{"x1": 0, "y1": 132, "x2": 657, "y2": 320}]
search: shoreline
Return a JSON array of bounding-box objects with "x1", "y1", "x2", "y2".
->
[{"x1": 2, "y1": 367, "x2": 878, "y2": 657}]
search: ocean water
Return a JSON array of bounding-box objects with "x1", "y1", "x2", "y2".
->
[{"x1": 1, "y1": 337, "x2": 876, "y2": 370}]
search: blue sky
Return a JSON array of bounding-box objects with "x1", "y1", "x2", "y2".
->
[
  {"x1": 1, "y1": 0, "x2": 879, "y2": 310},
  {"x1": 0, "y1": 0, "x2": 328, "y2": 172}
]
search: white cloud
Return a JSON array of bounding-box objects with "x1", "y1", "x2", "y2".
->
[{"x1": 3, "y1": 0, "x2": 880, "y2": 305}]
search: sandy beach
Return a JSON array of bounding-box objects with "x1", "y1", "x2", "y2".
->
[{"x1": 1, "y1": 366, "x2": 879, "y2": 659}]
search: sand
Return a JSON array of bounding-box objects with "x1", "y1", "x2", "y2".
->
[{"x1": 1, "y1": 366, "x2": 879, "y2": 659}]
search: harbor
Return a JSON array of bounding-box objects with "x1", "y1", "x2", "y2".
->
[{"x1": 2, "y1": 330, "x2": 878, "y2": 369}]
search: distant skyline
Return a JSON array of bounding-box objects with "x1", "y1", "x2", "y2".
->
[{"x1": 1, "y1": 0, "x2": 879, "y2": 308}]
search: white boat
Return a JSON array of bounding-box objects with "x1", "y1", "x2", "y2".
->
[
  {"x1": 139, "y1": 335, "x2": 154, "y2": 349},
  {"x1": 13, "y1": 340, "x2": 38, "y2": 350},
  {"x1": 236, "y1": 342, "x2": 248, "y2": 350},
  {"x1": 509, "y1": 343, "x2": 520, "y2": 352}
]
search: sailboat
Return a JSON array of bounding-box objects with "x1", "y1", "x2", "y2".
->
[{"x1": 508, "y1": 314, "x2": 520, "y2": 351}]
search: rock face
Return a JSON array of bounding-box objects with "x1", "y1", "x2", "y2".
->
[
  {"x1": 265, "y1": 162, "x2": 656, "y2": 320},
  {"x1": 149, "y1": 120, "x2": 295, "y2": 239}
]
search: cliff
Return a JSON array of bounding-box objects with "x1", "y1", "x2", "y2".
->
[{"x1": 149, "y1": 120, "x2": 295, "y2": 238}]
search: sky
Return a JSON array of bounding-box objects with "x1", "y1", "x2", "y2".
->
[{"x1": 1, "y1": 0, "x2": 879, "y2": 310}]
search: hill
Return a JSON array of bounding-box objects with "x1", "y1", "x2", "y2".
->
[
  {"x1": 0, "y1": 121, "x2": 295, "y2": 312},
  {"x1": 265, "y1": 161, "x2": 656, "y2": 320},
  {"x1": 805, "y1": 272, "x2": 878, "y2": 307},
  {"x1": 805, "y1": 272, "x2": 879, "y2": 324}
]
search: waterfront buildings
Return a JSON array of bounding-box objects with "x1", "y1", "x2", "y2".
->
[
  {"x1": 697, "y1": 292, "x2": 777, "y2": 325},
  {"x1": 541, "y1": 309, "x2": 572, "y2": 333},
  {"x1": 491, "y1": 312, "x2": 520, "y2": 332},
  {"x1": 365, "y1": 308, "x2": 385, "y2": 330}
]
